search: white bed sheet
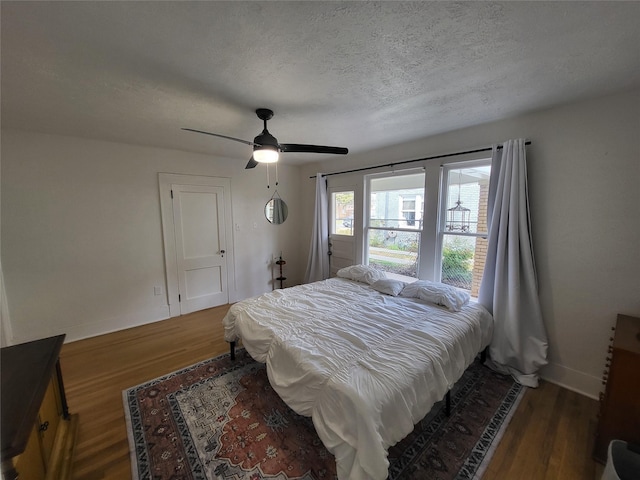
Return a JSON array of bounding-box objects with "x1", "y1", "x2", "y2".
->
[{"x1": 222, "y1": 278, "x2": 493, "y2": 480}]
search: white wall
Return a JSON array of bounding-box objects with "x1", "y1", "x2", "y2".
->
[
  {"x1": 1, "y1": 131, "x2": 304, "y2": 344},
  {"x1": 3, "y1": 89, "x2": 637, "y2": 397},
  {"x1": 300, "y1": 88, "x2": 640, "y2": 399}
]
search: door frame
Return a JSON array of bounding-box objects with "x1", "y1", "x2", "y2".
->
[
  {"x1": 326, "y1": 175, "x2": 364, "y2": 271},
  {"x1": 159, "y1": 173, "x2": 236, "y2": 317},
  {"x1": 327, "y1": 185, "x2": 358, "y2": 277}
]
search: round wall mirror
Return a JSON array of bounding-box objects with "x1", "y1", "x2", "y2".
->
[{"x1": 265, "y1": 197, "x2": 288, "y2": 224}]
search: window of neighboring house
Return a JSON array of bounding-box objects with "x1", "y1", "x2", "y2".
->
[
  {"x1": 439, "y1": 162, "x2": 491, "y2": 297},
  {"x1": 400, "y1": 196, "x2": 422, "y2": 227},
  {"x1": 365, "y1": 171, "x2": 425, "y2": 279},
  {"x1": 331, "y1": 190, "x2": 355, "y2": 236}
]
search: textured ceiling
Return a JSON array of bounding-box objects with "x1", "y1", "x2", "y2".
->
[{"x1": 2, "y1": 1, "x2": 639, "y2": 164}]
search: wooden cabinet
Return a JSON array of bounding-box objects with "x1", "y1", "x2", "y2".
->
[
  {"x1": 593, "y1": 314, "x2": 640, "y2": 463},
  {"x1": 1, "y1": 335, "x2": 79, "y2": 480}
]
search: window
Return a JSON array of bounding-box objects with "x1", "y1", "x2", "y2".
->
[
  {"x1": 400, "y1": 197, "x2": 420, "y2": 227},
  {"x1": 365, "y1": 171, "x2": 425, "y2": 278},
  {"x1": 439, "y1": 162, "x2": 491, "y2": 296},
  {"x1": 336, "y1": 158, "x2": 491, "y2": 292},
  {"x1": 331, "y1": 190, "x2": 355, "y2": 236}
]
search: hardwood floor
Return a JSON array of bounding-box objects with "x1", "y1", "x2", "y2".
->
[
  {"x1": 61, "y1": 306, "x2": 230, "y2": 480},
  {"x1": 483, "y1": 381, "x2": 604, "y2": 480},
  {"x1": 60, "y1": 306, "x2": 605, "y2": 479}
]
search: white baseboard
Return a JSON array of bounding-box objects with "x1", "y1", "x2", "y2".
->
[
  {"x1": 11, "y1": 305, "x2": 171, "y2": 345},
  {"x1": 540, "y1": 361, "x2": 601, "y2": 400},
  {"x1": 66, "y1": 305, "x2": 171, "y2": 343}
]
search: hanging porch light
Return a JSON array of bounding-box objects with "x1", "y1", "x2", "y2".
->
[{"x1": 446, "y1": 171, "x2": 471, "y2": 232}]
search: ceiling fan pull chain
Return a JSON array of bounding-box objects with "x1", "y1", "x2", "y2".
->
[
  {"x1": 275, "y1": 162, "x2": 279, "y2": 186},
  {"x1": 266, "y1": 163, "x2": 270, "y2": 189}
]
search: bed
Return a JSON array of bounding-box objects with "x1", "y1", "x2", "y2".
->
[{"x1": 222, "y1": 267, "x2": 493, "y2": 480}]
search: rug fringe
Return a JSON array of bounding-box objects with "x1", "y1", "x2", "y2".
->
[
  {"x1": 469, "y1": 385, "x2": 526, "y2": 479},
  {"x1": 122, "y1": 389, "x2": 141, "y2": 480}
]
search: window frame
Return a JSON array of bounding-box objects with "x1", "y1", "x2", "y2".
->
[
  {"x1": 364, "y1": 168, "x2": 426, "y2": 274},
  {"x1": 324, "y1": 154, "x2": 492, "y2": 285},
  {"x1": 436, "y1": 159, "x2": 492, "y2": 290},
  {"x1": 330, "y1": 189, "x2": 356, "y2": 237}
]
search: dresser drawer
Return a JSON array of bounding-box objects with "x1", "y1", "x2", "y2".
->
[
  {"x1": 13, "y1": 424, "x2": 46, "y2": 480},
  {"x1": 593, "y1": 314, "x2": 640, "y2": 463},
  {"x1": 1, "y1": 335, "x2": 78, "y2": 480},
  {"x1": 39, "y1": 377, "x2": 63, "y2": 464}
]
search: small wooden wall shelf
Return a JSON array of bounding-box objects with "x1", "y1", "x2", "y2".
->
[{"x1": 276, "y1": 256, "x2": 286, "y2": 289}]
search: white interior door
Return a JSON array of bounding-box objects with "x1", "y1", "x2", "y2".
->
[{"x1": 172, "y1": 184, "x2": 227, "y2": 314}]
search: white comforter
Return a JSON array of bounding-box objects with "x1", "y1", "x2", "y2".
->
[{"x1": 222, "y1": 278, "x2": 493, "y2": 480}]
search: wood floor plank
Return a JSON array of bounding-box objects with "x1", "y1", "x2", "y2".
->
[
  {"x1": 544, "y1": 387, "x2": 572, "y2": 478},
  {"x1": 60, "y1": 305, "x2": 605, "y2": 479}
]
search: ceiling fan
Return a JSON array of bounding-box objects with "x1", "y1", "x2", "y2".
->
[{"x1": 183, "y1": 108, "x2": 348, "y2": 169}]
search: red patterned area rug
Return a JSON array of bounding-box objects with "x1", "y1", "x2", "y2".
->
[{"x1": 123, "y1": 349, "x2": 523, "y2": 480}]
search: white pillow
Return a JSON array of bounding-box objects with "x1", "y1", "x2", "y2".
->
[
  {"x1": 371, "y1": 279, "x2": 406, "y2": 296},
  {"x1": 400, "y1": 280, "x2": 470, "y2": 311},
  {"x1": 336, "y1": 264, "x2": 386, "y2": 285}
]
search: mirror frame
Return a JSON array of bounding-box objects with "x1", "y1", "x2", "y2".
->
[{"x1": 265, "y1": 197, "x2": 288, "y2": 224}]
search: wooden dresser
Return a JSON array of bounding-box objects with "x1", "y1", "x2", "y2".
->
[
  {"x1": 593, "y1": 314, "x2": 640, "y2": 463},
  {"x1": 1, "y1": 334, "x2": 79, "y2": 480}
]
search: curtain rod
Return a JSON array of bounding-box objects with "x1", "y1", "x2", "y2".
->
[{"x1": 309, "y1": 141, "x2": 531, "y2": 179}]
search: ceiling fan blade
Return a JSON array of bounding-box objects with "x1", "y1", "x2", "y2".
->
[
  {"x1": 280, "y1": 144, "x2": 348, "y2": 155},
  {"x1": 245, "y1": 156, "x2": 259, "y2": 169},
  {"x1": 182, "y1": 128, "x2": 258, "y2": 146}
]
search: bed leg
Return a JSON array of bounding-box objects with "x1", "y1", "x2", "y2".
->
[
  {"x1": 445, "y1": 391, "x2": 451, "y2": 417},
  {"x1": 230, "y1": 341, "x2": 236, "y2": 361}
]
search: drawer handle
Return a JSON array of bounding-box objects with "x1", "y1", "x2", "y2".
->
[{"x1": 39, "y1": 421, "x2": 49, "y2": 432}]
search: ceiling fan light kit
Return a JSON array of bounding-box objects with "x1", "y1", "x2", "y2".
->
[
  {"x1": 253, "y1": 148, "x2": 279, "y2": 163},
  {"x1": 183, "y1": 108, "x2": 348, "y2": 169}
]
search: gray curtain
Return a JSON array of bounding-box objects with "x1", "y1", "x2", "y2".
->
[
  {"x1": 272, "y1": 198, "x2": 286, "y2": 224},
  {"x1": 479, "y1": 139, "x2": 548, "y2": 387},
  {"x1": 304, "y1": 175, "x2": 330, "y2": 283}
]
